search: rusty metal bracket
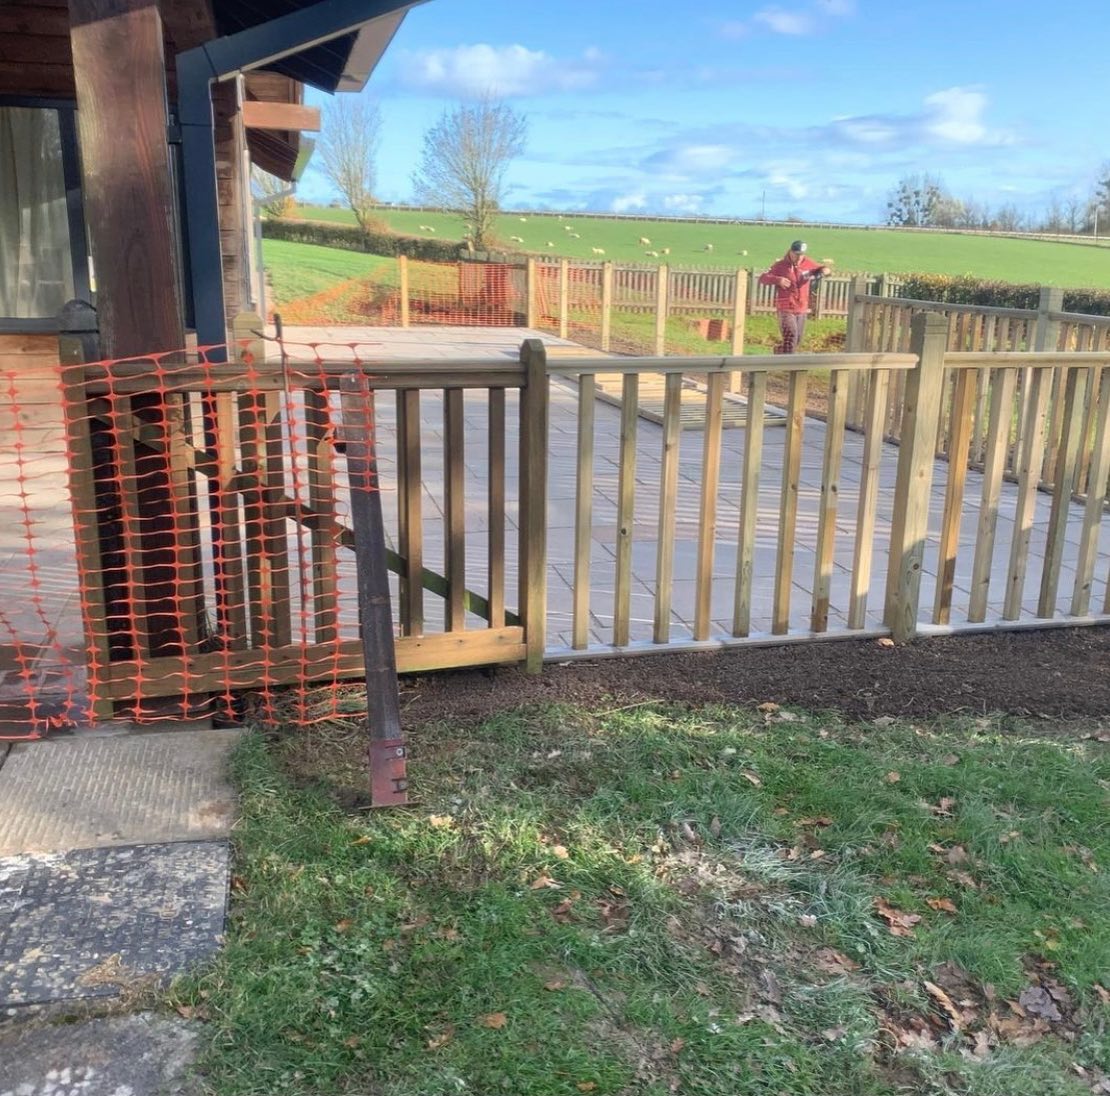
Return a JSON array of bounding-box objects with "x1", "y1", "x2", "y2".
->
[{"x1": 369, "y1": 738, "x2": 409, "y2": 806}]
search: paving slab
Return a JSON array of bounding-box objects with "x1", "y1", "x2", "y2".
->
[
  {"x1": 0, "y1": 841, "x2": 228, "y2": 1009},
  {"x1": 0, "y1": 1012, "x2": 201, "y2": 1095},
  {"x1": 0, "y1": 731, "x2": 240, "y2": 856}
]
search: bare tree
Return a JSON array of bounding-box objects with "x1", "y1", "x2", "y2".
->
[
  {"x1": 251, "y1": 166, "x2": 294, "y2": 218},
  {"x1": 317, "y1": 98, "x2": 382, "y2": 232},
  {"x1": 412, "y1": 98, "x2": 527, "y2": 250}
]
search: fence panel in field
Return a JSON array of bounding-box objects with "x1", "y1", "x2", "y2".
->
[
  {"x1": 542, "y1": 349, "x2": 917, "y2": 651},
  {"x1": 919, "y1": 348, "x2": 1110, "y2": 633},
  {"x1": 36, "y1": 335, "x2": 539, "y2": 730}
]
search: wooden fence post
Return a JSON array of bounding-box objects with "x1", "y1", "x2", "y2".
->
[
  {"x1": 747, "y1": 269, "x2": 758, "y2": 315},
  {"x1": 1036, "y1": 287, "x2": 1066, "y2": 484},
  {"x1": 526, "y1": 256, "x2": 537, "y2": 329},
  {"x1": 844, "y1": 275, "x2": 870, "y2": 428},
  {"x1": 558, "y1": 258, "x2": 569, "y2": 340},
  {"x1": 654, "y1": 264, "x2": 668, "y2": 357},
  {"x1": 884, "y1": 312, "x2": 949, "y2": 642},
  {"x1": 729, "y1": 269, "x2": 747, "y2": 392},
  {"x1": 1034, "y1": 285, "x2": 1064, "y2": 351},
  {"x1": 518, "y1": 339, "x2": 549, "y2": 672},
  {"x1": 398, "y1": 254, "x2": 410, "y2": 328},
  {"x1": 876, "y1": 272, "x2": 888, "y2": 298},
  {"x1": 600, "y1": 261, "x2": 613, "y2": 352}
]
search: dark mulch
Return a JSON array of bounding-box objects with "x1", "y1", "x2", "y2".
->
[{"x1": 398, "y1": 626, "x2": 1110, "y2": 730}]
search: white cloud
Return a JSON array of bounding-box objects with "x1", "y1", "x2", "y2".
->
[
  {"x1": 662, "y1": 193, "x2": 706, "y2": 213},
  {"x1": 397, "y1": 44, "x2": 601, "y2": 98},
  {"x1": 819, "y1": 0, "x2": 857, "y2": 15},
  {"x1": 753, "y1": 8, "x2": 815, "y2": 34},
  {"x1": 719, "y1": 20, "x2": 749, "y2": 39},
  {"x1": 612, "y1": 191, "x2": 648, "y2": 213},
  {"x1": 923, "y1": 87, "x2": 994, "y2": 145},
  {"x1": 645, "y1": 144, "x2": 735, "y2": 176}
]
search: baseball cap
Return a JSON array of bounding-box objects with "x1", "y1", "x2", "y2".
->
[{"x1": 790, "y1": 240, "x2": 807, "y2": 253}]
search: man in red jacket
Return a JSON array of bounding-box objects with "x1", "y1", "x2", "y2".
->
[{"x1": 758, "y1": 241, "x2": 831, "y2": 354}]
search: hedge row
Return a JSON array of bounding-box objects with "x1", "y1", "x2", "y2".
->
[
  {"x1": 261, "y1": 217, "x2": 524, "y2": 264},
  {"x1": 897, "y1": 273, "x2": 1110, "y2": 317}
]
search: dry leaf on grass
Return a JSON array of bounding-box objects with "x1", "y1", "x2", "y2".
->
[
  {"x1": 426, "y1": 1026, "x2": 454, "y2": 1050},
  {"x1": 814, "y1": 948, "x2": 861, "y2": 974},
  {"x1": 884, "y1": 771, "x2": 901, "y2": 784},
  {"x1": 709, "y1": 816, "x2": 722, "y2": 838},
  {"x1": 343, "y1": 1034, "x2": 361, "y2": 1048},
  {"x1": 552, "y1": 845, "x2": 570, "y2": 860},
  {"x1": 876, "y1": 636, "x2": 896, "y2": 648},
  {"x1": 334, "y1": 919, "x2": 354, "y2": 933},
  {"x1": 576, "y1": 1084, "x2": 597, "y2": 1093},
  {"x1": 924, "y1": 980, "x2": 965, "y2": 1029},
  {"x1": 350, "y1": 835, "x2": 372, "y2": 846},
  {"x1": 757, "y1": 701, "x2": 780, "y2": 713},
  {"x1": 479, "y1": 1012, "x2": 508, "y2": 1030},
  {"x1": 531, "y1": 872, "x2": 560, "y2": 890},
  {"x1": 873, "y1": 897, "x2": 922, "y2": 937},
  {"x1": 544, "y1": 979, "x2": 567, "y2": 991},
  {"x1": 926, "y1": 897, "x2": 958, "y2": 913},
  {"x1": 428, "y1": 814, "x2": 455, "y2": 829},
  {"x1": 670, "y1": 1037, "x2": 686, "y2": 1054},
  {"x1": 741, "y1": 770, "x2": 763, "y2": 787}
]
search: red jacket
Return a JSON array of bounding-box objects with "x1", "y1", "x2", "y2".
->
[{"x1": 759, "y1": 252, "x2": 824, "y2": 313}]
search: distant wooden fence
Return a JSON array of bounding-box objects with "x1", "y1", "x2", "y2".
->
[{"x1": 845, "y1": 279, "x2": 1110, "y2": 504}]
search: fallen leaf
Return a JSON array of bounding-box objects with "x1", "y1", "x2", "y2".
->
[
  {"x1": 872, "y1": 715, "x2": 896, "y2": 727},
  {"x1": 680, "y1": 821, "x2": 702, "y2": 844},
  {"x1": 873, "y1": 897, "x2": 922, "y2": 937},
  {"x1": 884, "y1": 771, "x2": 901, "y2": 784},
  {"x1": 797, "y1": 816, "x2": 834, "y2": 828},
  {"x1": 334, "y1": 919, "x2": 354, "y2": 934},
  {"x1": 941, "y1": 754, "x2": 960, "y2": 766},
  {"x1": 924, "y1": 980, "x2": 965, "y2": 1030},
  {"x1": 351, "y1": 835, "x2": 372, "y2": 846},
  {"x1": 576, "y1": 1084, "x2": 597, "y2": 1093},
  {"x1": 814, "y1": 948, "x2": 861, "y2": 974},
  {"x1": 946, "y1": 845, "x2": 969, "y2": 864},
  {"x1": 758, "y1": 968, "x2": 783, "y2": 1005},
  {"x1": 531, "y1": 873, "x2": 560, "y2": 890},
  {"x1": 799, "y1": 914, "x2": 818, "y2": 928},
  {"x1": 1095, "y1": 984, "x2": 1110, "y2": 1005},
  {"x1": 1019, "y1": 986, "x2": 1062, "y2": 1023},
  {"x1": 426, "y1": 1027, "x2": 454, "y2": 1050},
  {"x1": 344, "y1": 1034, "x2": 362, "y2": 1049},
  {"x1": 950, "y1": 869, "x2": 978, "y2": 889},
  {"x1": 876, "y1": 636, "x2": 896, "y2": 648},
  {"x1": 741, "y1": 770, "x2": 763, "y2": 787},
  {"x1": 927, "y1": 897, "x2": 958, "y2": 914},
  {"x1": 809, "y1": 849, "x2": 827, "y2": 860},
  {"x1": 174, "y1": 1004, "x2": 210, "y2": 1021},
  {"x1": 479, "y1": 1012, "x2": 508, "y2": 1030},
  {"x1": 709, "y1": 816, "x2": 722, "y2": 838},
  {"x1": 822, "y1": 1025, "x2": 847, "y2": 1041},
  {"x1": 428, "y1": 814, "x2": 455, "y2": 829},
  {"x1": 544, "y1": 979, "x2": 567, "y2": 991},
  {"x1": 670, "y1": 1037, "x2": 686, "y2": 1054},
  {"x1": 552, "y1": 845, "x2": 570, "y2": 860},
  {"x1": 757, "y1": 701, "x2": 780, "y2": 713}
]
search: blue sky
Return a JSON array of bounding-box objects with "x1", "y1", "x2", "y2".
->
[{"x1": 297, "y1": 0, "x2": 1109, "y2": 224}]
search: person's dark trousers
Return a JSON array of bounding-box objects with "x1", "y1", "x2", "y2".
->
[{"x1": 774, "y1": 310, "x2": 807, "y2": 354}]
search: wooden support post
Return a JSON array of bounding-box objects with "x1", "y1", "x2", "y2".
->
[
  {"x1": 558, "y1": 258, "x2": 570, "y2": 340},
  {"x1": 844, "y1": 274, "x2": 871, "y2": 427},
  {"x1": 1034, "y1": 286, "x2": 1064, "y2": 352},
  {"x1": 728, "y1": 269, "x2": 747, "y2": 392},
  {"x1": 747, "y1": 269, "x2": 758, "y2": 315},
  {"x1": 654, "y1": 264, "x2": 669, "y2": 357},
  {"x1": 614, "y1": 373, "x2": 639, "y2": 646},
  {"x1": 518, "y1": 340, "x2": 549, "y2": 671},
  {"x1": 526, "y1": 257, "x2": 538, "y2": 329},
  {"x1": 339, "y1": 372, "x2": 407, "y2": 808},
  {"x1": 883, "y1": 313, "x2": 949, "y2": 642},
  {"x1": 600, "y1": 261, "x2": 613, "y2": 352},
  {"x1": 398, "y1": 254, "x2": 410, "y2": 328},
  {"x1": 572, "y1": 374, "x2": 595, "y2": 650}
]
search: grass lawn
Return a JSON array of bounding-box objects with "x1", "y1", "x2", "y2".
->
[
  {"x1": 264, "y1": 239, "x2": 395, "y2": 308},
  {"x1": 288, "y1": 205, "x2": 1110, "y2": 289},
  {"x1": 175, "y1": 702, "x2": 1110, "y2": 1096}
]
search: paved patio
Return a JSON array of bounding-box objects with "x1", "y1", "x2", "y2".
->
[{"x1": 2, "y1": 325, "x2": 1108, "y2": 725}]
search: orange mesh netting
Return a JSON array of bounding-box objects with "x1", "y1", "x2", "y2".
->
[{"x1": 0, "y1": 335, "x2": 503, "y2": 738}]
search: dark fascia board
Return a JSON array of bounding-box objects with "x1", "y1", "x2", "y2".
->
[
  {"x1": 194, "y1": 0, "x2": 423, "y2": 85},
  {"x1": 337, "y1": 8, "x2": 409, "y2": 91}
]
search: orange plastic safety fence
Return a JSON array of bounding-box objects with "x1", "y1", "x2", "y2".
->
[{"x1": 0, "y1": 335, "x2": 513, "y2": 737}]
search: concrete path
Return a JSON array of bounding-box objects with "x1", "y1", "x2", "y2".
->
[{"x1": 0, "y1": 726, "x2": 239, "y2": 1093}]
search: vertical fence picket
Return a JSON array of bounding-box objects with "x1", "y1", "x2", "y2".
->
[
  {"x1": 694, "y1": 373, "x2": 724, "y2": 640},
  {"x1": 773, "y1": 371, "x2": 807, "y2": 635},
  {"x1": 488, "y1": 388, "x2": 506, "y2": 628},
  {"x1": 847, "y1": 368, "x2": 889, "y2": 629},
  {"x1": 395, "y1": 389, "x2": 424, "y2": 636},
  {"x1": 1070, "y1": 370, "x2": 1110, "y2": 616},
  {"x1": 811, "y1": 369, "x2": 847, "y2": 633},
  {"x1": 654, "y1": 373, "x2": 683, "y2": 643},
  {"x1": 733, "y1": 371, "x2": 767, "y2": 638},
  {"x1": 572, "y1": 374, "x2": 595, "y2": 650},
  {"x1": 613, "y1": 373, "x2": 639, "y2": 645},
  {"x1": 444, "y1": 387, "x2": 466, "y2": 632}
]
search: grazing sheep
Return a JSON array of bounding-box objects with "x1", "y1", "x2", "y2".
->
[
  {"x1": 639, "y1": 236, "x2": 652, "y2": 246},
  {"x1": 568, "y1": 232, "x2": 581, "y2": 239},
  {"x1": 591, "y1": 247, "x2": 606, "y2": 255},
  {"x1": 704, "y1": 243, "x2": 714, "y2": 252},
  {"x1": 546, "y1": 241, "x2": 556, "y2": 247},
  {"x1": 518, "y1": 216, "x2": 528, "y2": 222},
  {"x1": 740, "y1": 249, "x2": 748, "y2": 256},
  {"x1": 564, "y1": 224, "x2": 574, "y2": 231},
  {"x1": 645, "y1": 250, "x2": 659, "y2": 257},
  {"x1": 661, "y1": 247, "x2": 670, "y2": 255},
  {"x1": 418, "y1": 224, "x2": 431, "y2": 230},
  {"x1": 509, "y1": 235, "x2": 524, "y2": 243}
]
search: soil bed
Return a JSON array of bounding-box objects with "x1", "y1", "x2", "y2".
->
[{"x1": 397, "y1": 626, "x2": 1110, "y2": 730}]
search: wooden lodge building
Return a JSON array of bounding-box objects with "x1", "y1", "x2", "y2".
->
[{"x1": 0, "y1": 0, "x2": 420, "y2": 371}]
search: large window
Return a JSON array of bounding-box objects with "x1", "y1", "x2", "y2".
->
[{"x1": 0, "y1": 101, "x2": 90, "y2": 329}]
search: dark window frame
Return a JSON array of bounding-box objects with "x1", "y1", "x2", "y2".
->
[{"x1": 0, "y1": 95, "x2": 92, "y2": 333}]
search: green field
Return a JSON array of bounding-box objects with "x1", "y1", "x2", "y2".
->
[
  {"x1": 263, "y1": 238, "x2": 394, "y2": 304},
  {"x1": 290, "y1": 204, "x2": 1110, "y2": 289}
]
